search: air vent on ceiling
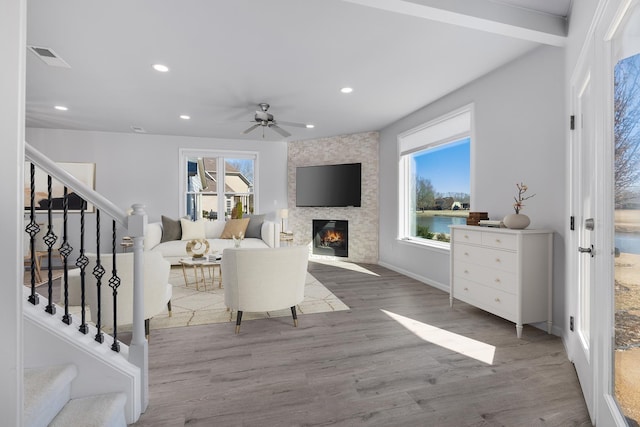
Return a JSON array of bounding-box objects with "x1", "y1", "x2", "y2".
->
[
  {"x1": 131, "y1": 126, "x2": 147, "y2": 134},
  {"x1": 28, "y1": 45, "x2": 71, "y2": 68}
]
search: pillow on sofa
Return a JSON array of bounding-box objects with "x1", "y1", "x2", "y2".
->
[
  {"x1": 161, "y1": 216, "x2": 182, "y2": 243},
  {"x1": 220, "y1": 218, "x2": 250, "y2": 239},
  {"x1": 205, "y1": 220, "x2": 226, "y2": 239},
  {"x1": 244, "y1": 214, "x2": 264, "y2": 239},
  {"x1": 180, "y1": 218, "x2": 206, "y2": 241}
]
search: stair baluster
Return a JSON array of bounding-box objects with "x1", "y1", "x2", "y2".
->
[
  {"x1": 94, "y1": 209, "x2": 105, "y2": 343},
  {"x1": 76, "y1": 199, "x2": 89, "y2": 334},
  {"x1": 109, "y1": 219, "x2": 121, "y2": 353},
  {"x1": 60, "y1": 187, "x2": 74, "y2": 325},
  {"x1": 44, "y1": 175, "x2": 57, "y2": 315},
  {"x1": 26, "y1": 162, "x2": 40, "y2": 305}
]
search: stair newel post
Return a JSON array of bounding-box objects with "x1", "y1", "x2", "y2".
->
[
  {"x1": 109, "y1": 219, "x2": 121, "y2": 353},
  {"x1": 44, "y1": 175, "x2": 57, "y2": 315},
  {"x1": 26, "y1": 162, "x2": 40, "y2": 305},
  {"x1": 128, "y1": 203, "x2": 149, "y2": 411},
  {"x1": 60, "y1": 187, "x2": 74, "y2": 325},
  {"x1": 93, "y1": 209, "x2": 105, "y2": 343},
  {"x1": 76, "y1": 200, "x2": 89, "y2": 334}
]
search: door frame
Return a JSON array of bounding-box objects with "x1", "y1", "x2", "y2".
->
[
  {"x1": 568, "y1": 0, "x2": 638, "y2": 425},
  {"x1": 596, "y1": 0, "x2": 639, "y2": 424},
  {"x1": 567, "y1": 32, "x2": 596, "y2": 422}
]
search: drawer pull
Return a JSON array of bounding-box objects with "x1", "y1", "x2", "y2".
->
[
  {"x1": 464, "y1": 270, "x2": 469, "y2": 274},
  {"x1": 494, "y1": 298, "x2": 501, "y2": 303},
  {"x1": 464, "y1": 287, "x2": 469, "y2": 291},
  {"x1": 495, "y1": 258, "x2": 501, "y2": 263},
  {"x1": 494, "y1": 278, "x2": 501, "y2": 283},
  {"x1": 464, "y1": 252, "x2": 469, "y2": 256},
  {"x1": 495, "y1": 239, "x2": 501, "y2": 243},
  {"x1": 464, "y1": 234, "x2": 469, "y2": 239}
]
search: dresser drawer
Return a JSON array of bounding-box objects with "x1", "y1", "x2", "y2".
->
[
  {"x1": 481, "y1": 232, "x2": 518, "y2": 250},
  {"x1": 453, "y1": 261, "x2": 517, "y2": 294},
  {"x1": 453, "y1": 243, "x2": 484, "y2": 264},
  {"x1": 454, "y1": 244, "x2": 517, "y2": 273},
  {"x1": 477, "y1": 247, "x2": 517, "y2": 273},
  {"x1": 453, "y1": 228, "x2": 482, "y2": 245},
  {"x1": 453, "y1": 277, "x2": 517, "y2": 321}
]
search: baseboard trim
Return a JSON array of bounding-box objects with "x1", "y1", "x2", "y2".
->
[{"x1": 377, "y1": 260, "x2": 449, "y2": 293}]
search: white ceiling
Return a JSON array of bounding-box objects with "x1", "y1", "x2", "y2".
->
[{"x1": 25, "y1": 0, "x2": 572, "y2": 142}]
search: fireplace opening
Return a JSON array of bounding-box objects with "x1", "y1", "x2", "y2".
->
[{"x1": 313, "y1": 220, "x2": 348, "y2": 257}]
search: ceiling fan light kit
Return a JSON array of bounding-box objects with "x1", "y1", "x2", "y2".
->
[{"x1": 242, "y1": 103, "x2": 308, "y2": 139}]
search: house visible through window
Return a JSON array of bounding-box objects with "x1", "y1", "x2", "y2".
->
[
  {"x1": 398, "y1": 105, "x2": 472, "y2": 246},
  {"x1": 183, "y1": 152, "x2": 256, "y2": 220}
]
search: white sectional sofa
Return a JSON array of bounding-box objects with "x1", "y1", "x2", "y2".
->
[{"x1": 144, "y1": 218, "x2": 278, "y2": 265}]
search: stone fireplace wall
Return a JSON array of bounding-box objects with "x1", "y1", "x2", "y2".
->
[{"x1": 287, "y1": 132, "x2": 379, "y2": 263}]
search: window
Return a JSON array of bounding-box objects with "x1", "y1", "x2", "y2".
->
[
  {"x1": 181, "y1": 150, "x2": 257, "y2": 220},
  {"x1": 398, "y1": 105, "x2": 472, "y2": 247}
]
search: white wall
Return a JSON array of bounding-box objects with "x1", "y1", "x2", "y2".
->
[
  {"x1": 25, "y1": 128, "x2": 288, "y2": 255},
  {"x1": 1, "y1": 0, "x2": 25, "y2": 424},
  {"x1": 378, "y1": 45, "x2": 566, "y2": 331}
]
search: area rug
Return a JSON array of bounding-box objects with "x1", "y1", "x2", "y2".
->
[{"x1": 147, "y1": 266, "x2": 349, "y2": 330}]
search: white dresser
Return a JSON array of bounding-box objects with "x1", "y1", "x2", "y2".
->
[{"x1": 449, "y1": 225, "x2": 553, "y2": 338}]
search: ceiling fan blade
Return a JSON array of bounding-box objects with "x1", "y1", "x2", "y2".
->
[
  {"x1": 278, "y1": 121, "x2": 308, "y2": 128},
  {"x1": 242, "y1": 123, "x2": 261, "y2": 135},
  {"x1": 269, "y1": 124, "x2": 291, "y2": 138}
]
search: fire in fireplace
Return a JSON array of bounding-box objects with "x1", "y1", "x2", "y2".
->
[{"x1": 313, "y1": 220, "x2": 348, "y2": 257}]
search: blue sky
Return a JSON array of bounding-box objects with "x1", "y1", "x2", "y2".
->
[{"x1": 414, "y1": 137, "x2": 470, "y2": 194}]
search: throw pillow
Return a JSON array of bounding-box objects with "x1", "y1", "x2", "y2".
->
[
  {"x1": 160, "y1": 216, "x2": 182, "y2": 243},
  {"x1": 219, "y1": 218, "x2": 250, "y2": 239},
  {"x1": 204, "y1": 220, "x2": 226, "y2": 239},
  {"x1": 244, "y1": 214, "x2": 264, "y2": 239},
  {"x1": 180, "y1": 218, "x2": 207, "y2": 241}
]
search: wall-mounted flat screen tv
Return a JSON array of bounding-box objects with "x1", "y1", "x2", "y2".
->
[{"x1": 296, "y1": 163, "x2": 361, "y2": 207}]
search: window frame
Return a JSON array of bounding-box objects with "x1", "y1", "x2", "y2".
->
[
  {"x1": 397, "y1": 104, "x2": 475, "y2": 249},
  {"x1": 179, "y1": 148, "x2": 259, "y2": 220}
]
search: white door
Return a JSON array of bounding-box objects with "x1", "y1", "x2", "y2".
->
[
  {"x1": 570, "y1": 2, "x2": 640, "y2": 425},
  {"x1": 569, "y1": 43, "x2": 596, "y2": 422},
  {"x1": 598, "y1": 1, "x2": 640, "y2": 425}
]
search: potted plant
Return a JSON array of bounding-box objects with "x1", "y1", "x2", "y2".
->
[{"x1": 503, "y1": 182, "x2": 535, "y2": 229}]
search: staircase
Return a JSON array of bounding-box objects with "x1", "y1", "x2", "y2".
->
[
  {"x1": 24, "y1": 364, "x2": 126, "y2": 427},
  {"x1": 23, "y1": 286, "x2": 140, "y2": 425},
  {"x1": 20, "y1": 143, "x2": 148, "y2": 425}
]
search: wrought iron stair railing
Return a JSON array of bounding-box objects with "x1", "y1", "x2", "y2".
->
[{"x1": 24, "y1": 142, "x2": 150, "y2": 410}]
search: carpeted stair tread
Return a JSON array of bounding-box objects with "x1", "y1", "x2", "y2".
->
[
  {"x1": 24, "y1": 364, "x2": 77, "y2": 427},
  {"x1": 50, "y1": 392, "x2": 127, "y2": 427}
]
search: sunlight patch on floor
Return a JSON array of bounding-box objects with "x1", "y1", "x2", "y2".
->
[
  {"x1": 381, "y1": 309, "x2": 495, "y2": 365},
  {"x1": 311, "y1": 259, "x2": 380, "y2": 276}
]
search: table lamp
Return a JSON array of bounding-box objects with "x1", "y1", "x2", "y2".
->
[{"x1": 280, "y1": 208, "x2": 288, "y2": 232}]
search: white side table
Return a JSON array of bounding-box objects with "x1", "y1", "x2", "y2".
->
[{"x1": 280, "y1": 231, "x2": 294, "y2": 246}]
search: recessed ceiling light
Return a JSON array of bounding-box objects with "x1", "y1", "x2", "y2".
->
[
  {"x1": 180, "y1": 115, "x2": 191, "y2": 120},
  {"x1": 306, "y1": 124, "x2": 315, "y2": 129},
  {"x1": 152, "y1": 64, "x2": 169, "y2": 72},
  {"x1": 340, "y1": 87, "x2": 353, "y2": 94},
  {"x1": 54, "y1": 105, "x2": 68, "y2": 111}
]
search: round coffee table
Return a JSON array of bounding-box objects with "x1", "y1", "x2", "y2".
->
[{"x1": 179, "y1": 256, "x2": 222, "y2": 291}]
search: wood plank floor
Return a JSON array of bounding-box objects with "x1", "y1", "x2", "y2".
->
[{"x1": 133, "y1": 261, "x2": 592, "y2": 427}]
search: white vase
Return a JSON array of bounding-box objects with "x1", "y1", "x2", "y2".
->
[{"x1": 503, "y1": 213, "x2": 530, "y2": 229}]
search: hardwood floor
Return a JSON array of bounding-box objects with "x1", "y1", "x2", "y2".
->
[{"x1": 133, "y1": 261, "x2": 591, "y2": 427}]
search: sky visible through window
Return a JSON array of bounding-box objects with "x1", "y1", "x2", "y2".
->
[{"x1": 414, "y1": 137, "x2": 470, "y2": 195}]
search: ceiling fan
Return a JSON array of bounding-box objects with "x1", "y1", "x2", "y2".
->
[{"x1": 242, "y1": 103, "x2": 307, "y2": 138}]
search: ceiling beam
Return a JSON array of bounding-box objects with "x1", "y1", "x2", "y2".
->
[{"x1": 342, "y1": 0, "x2": 567, "y2": 47}]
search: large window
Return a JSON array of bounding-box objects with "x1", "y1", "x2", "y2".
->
[
  {"x1": 181, "y1": 150, "x2": 257, "y2": 220},
  {"x1": 399, "y1": 106, "x2": 472, "y2": 247}
]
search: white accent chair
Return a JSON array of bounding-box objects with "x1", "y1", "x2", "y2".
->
[
  {"x1": 67, "y1": 251, "x2": 172, "y2": 338},
  {"x1": 222, "y1": 246, "x2": 309, "y2": 333}
]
